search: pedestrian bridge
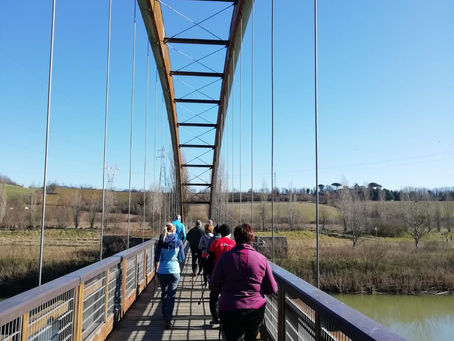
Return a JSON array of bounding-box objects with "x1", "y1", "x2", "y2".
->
[{"x1": 0, "y1": 239, "x2": 405, "y2": 341}]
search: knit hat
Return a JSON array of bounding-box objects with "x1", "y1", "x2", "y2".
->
[{"x1": 219, "y1": 224, "x2": 232, "y2": 237}]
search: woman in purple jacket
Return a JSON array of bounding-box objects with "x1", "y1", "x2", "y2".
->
[{"x1": 209, "y1": 223, "x2": 277, "y2": 341}]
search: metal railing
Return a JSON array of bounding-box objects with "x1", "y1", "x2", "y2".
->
[
  {"x1": 1, "y1": 238, "x2": 407, "y2": 341},
  {"x1": 0, "y1": 239, "x2": 157, "y2": 341},
  {"x1": 263, "y1": 263, "x2": 407, "y2": 341}
]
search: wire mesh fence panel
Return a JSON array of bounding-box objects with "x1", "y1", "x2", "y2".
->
[
  {"x1": 126, "y1": 255, "x2": 137, "y2": 297},
  {"x1": 28, "y1": 288, "x2": 75, "y2": 341},
  {"x1": 285, "y1": 295, "x2": 316, "y2": 341},
  {"x1": 81, "y1": 272, "x2": 107, "y2": 340},
  {"x1": 107, "y1": 263, "x2": 122, "y2": 318},
  {"x1": 321, "y1": 317, "x2": 352, "y2": 341},
  {"x1": 146, "y1": 246, "x2": 153, "y2": 276},
  {"x1": 0, "y1": 316, "x2": 22, "y2": 341},
  {"x1": 265, "y1": 293, "x2": 278, "y2": 341},
  {"x1": 137, "y1": 251, "x2": 144, "y2": 287}
]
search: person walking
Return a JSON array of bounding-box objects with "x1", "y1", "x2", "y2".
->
[
  {"x1": 186, "y1": 219, "x2": 204, "y2": 275},
  {"x1": 209, "y1": 223, "x2": 277, "y2": 340},
  {"x1": 198, "y1": 223, "x2": 214, "y2": 283},
  {"x1": 207, "y1": 224, "x2": 236, "y2": 325},
  {"x1": 155, "y1": 222, "x2": 185, "y2": 329},
  {"x1": 171, "y1": 214, "x2": 186, "y2": 241}
]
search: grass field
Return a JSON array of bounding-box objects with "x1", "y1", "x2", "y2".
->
[{"x1": 258, "y1": 229, "x2": 454, "y2": 294}]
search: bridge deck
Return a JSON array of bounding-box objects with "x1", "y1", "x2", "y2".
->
[{"x1": 107, "y1": 254, "x2": 221, "y2": 341}]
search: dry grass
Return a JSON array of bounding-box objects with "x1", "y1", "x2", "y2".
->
[
  {"x1": 276, "y1": 231, "x2": 454, "y2": 294},
  {"x1": 0, "y1": 242, "x2": 98, "y2": 297}
]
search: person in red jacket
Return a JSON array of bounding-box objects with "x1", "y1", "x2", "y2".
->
[
  {"x1": 207, "y1": 224, "x2": 235, "y2": 324},
  {"x1": 209, "y1": 223, "x2": 277, "y2": 340}
]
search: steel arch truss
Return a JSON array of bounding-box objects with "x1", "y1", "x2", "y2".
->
[{"x1": 138, "y1": 0, "x2": 253, "y2": 219}]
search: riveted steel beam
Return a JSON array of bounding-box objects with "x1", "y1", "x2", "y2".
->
[
  {"x1": 182, "y1": 164, "x2": 213, "y2": 168},
  {"x1": 177, "y1": 122, "x2": 217, "y2": 128},
  {"x1": 183, "y1": 183, "x2": 212, "y2": 187},
  {"x1": 164, "y1": 37, "x2": 229, "y2": 46},
  {"x1": 174, "y1": 98, "x2": 220, "y2": 104},
  {"x1": 138, "y1": 0, "x2": 184, "y2": 218},
  {"x1": 170, "y1": 71, "x2": 224, "y2": 78},
  {"x1": 180, "y1": 144, "x2": 215, "y2": 149}
]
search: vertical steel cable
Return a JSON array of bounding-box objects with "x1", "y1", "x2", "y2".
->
[
  {"x1": 271, "y1": 0, "x2": 275, "y2": 263},
  {"x1": 159, "y1": 95, "x2": 164, "y2": 227},
  {"x1": 314, "y1": 0, "x2": 320, "y2": 289},
  {"x1": 231, "y1": 54, "x2": 235, "y2": 222},
  {"x1": 127, "y1": 0, "x2": 137, "y2": 249},
  {"x1": 100, "y1": 0, "x2": 112, "y2": 261},
  {"x1": 250, "y1": 5, "x2": 254, "y2": 227},
  {"x1": 239, "y1": 17, "x2": 243, "y2": 223},
  {"x1": 143, "y1": 42, "x2": 150, "y2": 243},
  {"x1": 153, "y1": 69, "x2": 158, "y2": 237},
  {"x1": 38, "y1": 0, "x2": 56, "y2": 285}
]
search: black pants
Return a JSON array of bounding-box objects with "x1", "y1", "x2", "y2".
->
[
  {"x1": 191, "y1": 248, "x2": 202, "y2": 274},
  {"x1": 219, "y1": 306, "x2": 266, "y2": 341},
  {"x1": 209, "y1": 290, "x2": 219, "y2": 320}
]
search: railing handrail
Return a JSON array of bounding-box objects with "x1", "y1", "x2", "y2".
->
[
  {"x1": 269, "y1": 262, "x2": 407, "y2": 341},
  {"x1": 0, "y1": 238, "x2": 157, "y2": 326}
]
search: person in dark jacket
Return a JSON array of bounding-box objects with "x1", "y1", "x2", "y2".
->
[
  {"x1": 209, "y1": 223, "x2": 277, "y2": 340},
  {"x1": 186, "y1": 219, "x2": 204, "y2": 275},
  {"x1": 155, "y1": 223, "x2": 185, "y2": 329}
]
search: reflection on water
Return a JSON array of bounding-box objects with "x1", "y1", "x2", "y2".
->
[{"x1": 335, "y1": 294, "x2": 454, "y2": 341}]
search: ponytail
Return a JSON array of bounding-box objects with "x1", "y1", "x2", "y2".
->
[{"x1": 163, "y1": 223, "x2": 176, "y2": 242}]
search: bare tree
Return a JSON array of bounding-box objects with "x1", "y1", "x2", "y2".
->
[
  {"x1": 71, "y1": 189, "x2": 83, "y2": 228},
  {"x1": 288, "y1": 187, "x2": 296, "y2": 230},
  {"x1": 320, "y1": 205, "x2": 328, "y2": 231},
  {"x1": 87, "y1": 192, "x2": 100, "y2": 229},
  {"x1": 0, "y1": 185, "x2": 6, "y2": 226},
  {"x1": 260, "y1": 180, "x2": 268, "y2": 231},
  {"x1": 27, "y1": 191, "x2": 40, "y2": 228},
  {"x1": 432, "y1": 203, "x2": 442, "y2": 232},
  {"x1": 443, "y1": 191, "x2": 452, "y2": 233},
  {"x1": 402, "y1": 195, "x2": 431, "y2": 248},
  {"x1": 338, "y1": 188, "x2": 350, "y2": 232},
  {"x1": 342, "y1": 189, "x2": 366, "y2": 247}
]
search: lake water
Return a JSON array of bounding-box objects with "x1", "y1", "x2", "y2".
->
[{"x1": 335, "y1": 294, "x2": 454, "y2": 341}]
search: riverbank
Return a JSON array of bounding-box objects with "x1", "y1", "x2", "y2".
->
[{"x1": 259, "y1": 230, "x2": 454, "y2": 294}]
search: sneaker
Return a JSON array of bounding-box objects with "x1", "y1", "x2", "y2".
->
[
  {"x1": 165, "y1": 321, "x2": 173, "y2": 329},
  {"x1": 209, "y1": 318, "x2": 220, "y2": 325}
]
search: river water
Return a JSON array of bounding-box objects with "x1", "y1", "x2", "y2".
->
[{"x1": 335, "y1": 294, "x2": 454, "y2": 341}]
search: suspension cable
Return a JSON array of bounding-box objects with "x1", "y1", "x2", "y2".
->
[
  {"x1": 250, "y1": 5, "x2": 254, "y2": 227},
  {"x1": 271, "y1": 0, "x2": 275, "y2": 263},
  {"x1": 231, "y1": 49, "x2": 235, "y2": 222},
  {"x1": 38, "y1": 0, "x2": 56, "y2": 286},
  {"x1": 314, "y1": 0, "x2": 320, "y2": 289},
  {"x1": 100, "y1": 0, "x2": 112, "y2": 261},
  {"x1": 153, "y1": 68, "x2": 158, "y2": 238},
  {"x1": 143, "y1": 42, "x2": 150, "y2": 243},
  {"x1": 239, "y1": 17, "x2": 243, "y2": 222},
  {"x1": 127, "y1": 0, "x2": 137, "y2": 249},
  {"x1": 159, "y1": 94, "x2": 164, "y2": 227},
  {"x1": 226, "y1": 98, "x2": 230, "y2": 225}
]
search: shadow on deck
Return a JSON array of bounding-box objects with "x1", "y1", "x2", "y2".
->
[{"x1": 107, "y1": 254, "x2": 221, "y2": 341}]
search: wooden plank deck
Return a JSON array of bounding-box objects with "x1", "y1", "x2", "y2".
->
[{"x1": 107, "y1": 253, "x2": 221, "y2": 341}]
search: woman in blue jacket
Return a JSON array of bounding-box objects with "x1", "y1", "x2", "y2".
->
[{"x1": 155, "y1": 222, "x2": 185, "y2": 328}]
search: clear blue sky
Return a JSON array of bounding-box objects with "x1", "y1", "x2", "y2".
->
[{"x1": 1, "y1": 0, "x2": 453, "y2": 192}]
